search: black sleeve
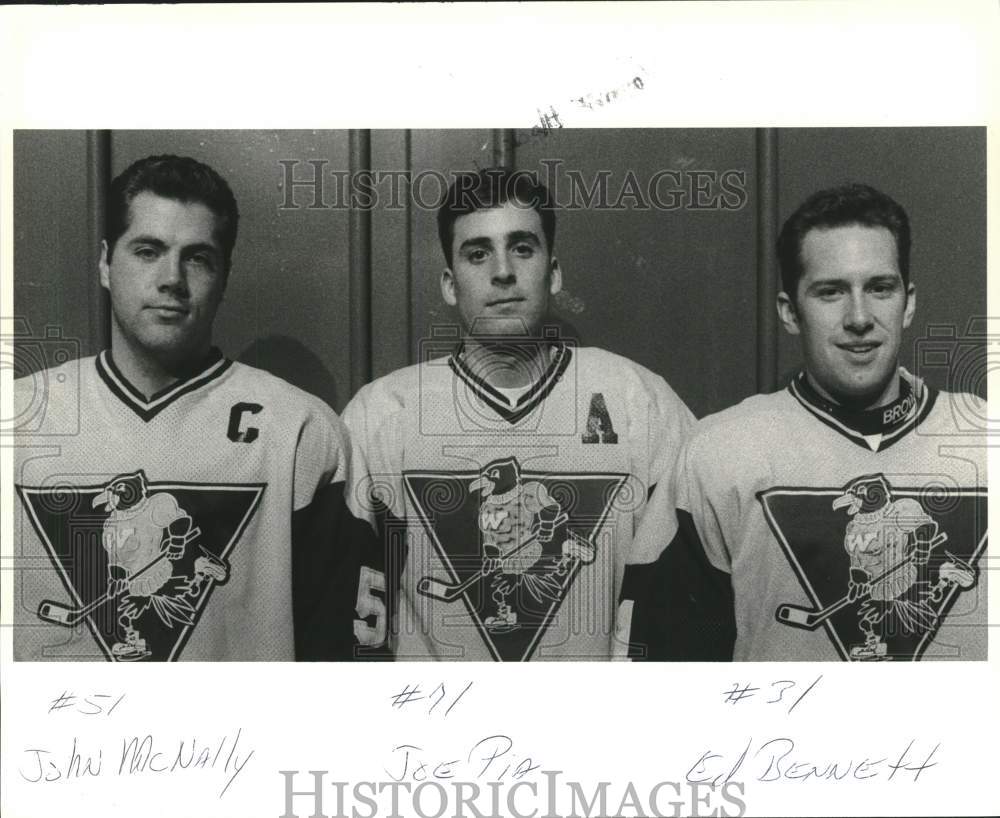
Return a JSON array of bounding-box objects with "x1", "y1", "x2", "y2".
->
[
  {"x1": 292, "y1": 480, "x2": 379, "y2": 661},
  {"x1": 350, "y1": 499, "x2": 409, "y2": 662},
  {"x1": 627, "y1": 509, "x2": 736, "y2": 661}
]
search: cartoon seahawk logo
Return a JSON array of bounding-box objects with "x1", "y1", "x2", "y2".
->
[
  {"x1": 96, "y1": 471, "x2": 230, "y2": 659},
  {"x1": 405, "y1": 459, "x2": 627, "y2": 660},
  {"x1": 833, "y1": 474, "x2": 974, "y2": 659},
  {"x1": 416, "y1": 457, "x2": 596, "y2": 634},
  {"x1": 771, "y1": 474, "x2": 980, "y2": 660},
  {"x1": 36, "y1": 470, "x2": 230, "y2": 661}
]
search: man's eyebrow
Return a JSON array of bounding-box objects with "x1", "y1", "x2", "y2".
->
[
  {"x1": 182, "y1": 242, "x2": 222, "y2": 256},
  {"x1": 458, "y1": 236, "x2": 494, "y2": 253},
  {"x1": 804, "y1": 276, "x2": 849, "y2": 288},
  {"x1": 126, "y1": 235, "x2": 169, "y2": 249},
  {"x1": 506, "y1": 230, "x2": 540, "y2": 246},
  {"x1": 126, "y1": 236, "x2": 220, "y2": 254},
  {"x1": 805, "y1": 272, "x2": 901, "y2": 290}
]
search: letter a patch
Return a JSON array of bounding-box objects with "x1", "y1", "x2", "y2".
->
[{"x1": 582, "y1": 393, "x2": 618, "y2": 443}]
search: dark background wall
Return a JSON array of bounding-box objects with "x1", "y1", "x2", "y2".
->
[{"x1": 13, "y1": 128, "x2": 986, "y2": 418}]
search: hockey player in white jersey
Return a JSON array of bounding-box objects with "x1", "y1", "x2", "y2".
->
[
  {"x1": 631, "y1": 183, "x2": 987, "y2": 661},
  {"x1": 13, "y1": 155, "x2": 363, "y2": 661},
  {"x1": 344, "y1": 168, "x2": 694, "y2": 660}
]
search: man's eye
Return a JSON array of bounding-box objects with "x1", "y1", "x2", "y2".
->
[
  {"x1": 134, "y1": 247, "x2": 159, "y2": 261},
  {"x1": 816, "y1": 287, "x2": 841, "y2": 300},
  {"x1": 187, "y1": 254, "x2": 214, "y2": 269},
  {"x1": 512, "y1": 244, "x2": 534, "y2": 257},
  {"x1": 466, "y1": 249, "x2": 488, "y2": 263},
  {"x1": 869, "y1": 281, "x2": 897, "y2": 296}
]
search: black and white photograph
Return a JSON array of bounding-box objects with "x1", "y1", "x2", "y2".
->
[
  {"x1": 8, "y1": 126, "x2": 989, "y2": 664},
  {"x1": 0, "y1": 4, "x2": 996, "y2": 818}
]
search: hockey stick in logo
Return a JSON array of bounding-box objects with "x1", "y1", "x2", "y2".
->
[
  {"x1": 775, "y1": 532, "x2": 948, "y2": 631},
  {"x1": 37, "y1": 549, "x2": 173, "y2": 627},
  {"x1": 775, "y1": 594, "x2": 855, "y2": 632},
  {"x1": 417, "y1": 535, "x2": 545, "y2": 603}
]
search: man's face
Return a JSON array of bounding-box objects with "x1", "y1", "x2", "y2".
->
[
  {"x1": 778, "y1": 224, "x2": 915, "y2": 408},
  {"x1": 100, "y1": 192, "x2": 227, "y2": 368},
  {"x1": 441, "y1": 201, "x2": 561, "y2": 338}
]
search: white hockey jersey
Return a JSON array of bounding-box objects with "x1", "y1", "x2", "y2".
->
[
  {"x1": 343, "y1": 341, "x2": 694, "y2": 661},
  {"x1": 13, "y1": 349, "x2": 361, "y2": 661},
  {"x1": 632, "y1": 370, "x2": 988, "y2": 662}
]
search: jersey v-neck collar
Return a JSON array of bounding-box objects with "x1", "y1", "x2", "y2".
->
[
  {"x1": 96, "y1": 348, "x2": 232, "y2": 422},
  {"x1": 788, "y1": 370, "x2": 936, "y2": 452},
  {"x1": 448, "y1": 342, "x2": 573, "y2": 425}
]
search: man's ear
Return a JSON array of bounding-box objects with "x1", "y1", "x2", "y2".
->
[
  {"x1": 777, "y1": 290, "x2": 800, "y2": 336},
  {"x1": 902, "y1": 282, "x2": 916, "y2": 330},
  {"x1": 549, "y1": 256, "x2": 563, "y2": 296},
  {"x1": 99, "y1": 240, "x2": 111, "y2": 290},
  {"x1": 441, "y1": 267, "x2": 457, "y2": 306}
]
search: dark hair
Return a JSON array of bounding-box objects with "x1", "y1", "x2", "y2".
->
[
  {"x1": 777, "y1": 183, "x2": 910, "y2": 297},
  {"x1": 106, "y1": 154, "x2": 240, "y2": 271},
  {"x1": 437, "y1": 168, "x2": 556, "y2": 267}
]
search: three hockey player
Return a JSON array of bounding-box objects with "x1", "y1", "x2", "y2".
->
[{"x1": 13, "y1": 160, "x2": 987, "y2": 663}]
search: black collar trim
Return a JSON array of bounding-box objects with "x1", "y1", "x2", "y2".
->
[
  {"x1": 788, "y1": 371, "x2": 936, "y2": 452},
  {"x1": 448, "y1": 342, "x2": 572, "y2": 425},
  {"x1": 96, "y1": 348, "x2": 232, "y2": 422}
]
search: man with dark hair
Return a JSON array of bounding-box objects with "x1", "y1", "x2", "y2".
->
[
  {"x1": 776, "y1": 182, "x2": 911, "y2": 301},
  {"x1": 631, "y1": 182, "x2": 987, "y2": 661},
  {"x1": 343, "y1": 167, "x2": 694, "y2": 661},
  {"x1": 106, "y1": 153, "x2": 240, "y2": 273},
  {"x1": 14, "y1": 154, "x2": 364, "y2": 661},
  {"x1": 436, "y1": 169, "x2": 556, "y2": 269},
  {"x1": 775, "y1": 182, "x2": 916, "y2": 412}
]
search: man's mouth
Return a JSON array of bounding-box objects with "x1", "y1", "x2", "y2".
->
[
  {"x1": 837, "y1": 341, "x2": 881, "y2": 355},
  {"x1": 147, "y1": 304, "x2": 188, "y2": 315},
  {"x1": 486, "y1": 297, "x2": 525, "y2": 307}
]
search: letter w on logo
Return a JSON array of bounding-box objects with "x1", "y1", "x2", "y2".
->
[
  {"x1": 846, "y1": 531, "x2": 879, "y2": 552},
  {"x1": 481, "y1": 509, "x2": 508, "y2": 530}
]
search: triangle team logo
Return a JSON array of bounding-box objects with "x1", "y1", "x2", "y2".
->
[
  {"x1": 760, "y1": 474, "x2": 987, "y2": 661},
  {"x1": 404, "y1": 457, "x2": 627, "y2": 661},
  {"x1": 17, "y1": 471, "x2": 265, "y2": 661}
]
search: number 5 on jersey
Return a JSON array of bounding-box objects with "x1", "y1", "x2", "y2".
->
[{"x1": 354, "y1": 566, "x2": 387, "y2": 647}]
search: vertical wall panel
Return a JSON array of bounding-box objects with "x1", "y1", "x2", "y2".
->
[
  {"x1": 755, "y1": 128, "x2": 779, "y2": 394},
  {"x1": 111, "y1": 130, "x2": 352, "y2": 411},
  {"x1": 776, "y1": 127, "x2": 986, "y2": 397},
  {"x1": 516, "y1": 128, "x2": 758, "y2": 419},
  {"x1": 85, "y1": 130, "x2": 111, "y2": 352},
  {"x1": 348, "y1": 130, "x2": 373, "y2": 395},
  {"x1": 370, "y1": 129, "x2": 412, "y2": 379},
  {"x1": 492, "y1": 129, "x2": 515, "y2": 168},
  {"x1": 13, "y1": 130, "x2": 100, "y2": 373}
]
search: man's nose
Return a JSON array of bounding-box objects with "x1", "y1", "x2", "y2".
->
[
  {"x1": 844, "y1": 291, "x2": 874, "y2": 333},
  {"x1": 157, "y1": 253, "x2": 189, "y2": 294},
  {"x1": 492, "y1": 253, "x2": 516, "y2": 285}
]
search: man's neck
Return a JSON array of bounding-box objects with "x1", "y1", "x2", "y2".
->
[
  {"x1": 461, "y1": 337, "x2": 553, "y2": 389},
  {"x1": 110, "y1": 338, "x2": 212, "y2": 399},
  {"x1": 805, "y1": 368, "x2": 901, "y2": 411}
]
